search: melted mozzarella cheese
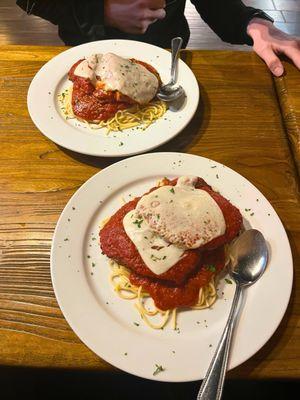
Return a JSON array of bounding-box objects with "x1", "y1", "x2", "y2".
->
[
  {"x1": 123, "y1": 210, "x2": 184, "y2": 275},
  {"x1": 123, "y1": 176, "x2": 226, "y2": 275},
  {"x1": 136, "y1": 176, "x2": 226, "y2": 250},
  {"x1": 74, "y1": 54, "x2": 99, "y2": 84},
  {"x1": 73, "y1": 53, "x2": 158, "y2": 104}
]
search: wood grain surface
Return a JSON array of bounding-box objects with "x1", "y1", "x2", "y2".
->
[
  {"x1": 273, "y1": 62, "x2": 300, "y2": 176},
  {"x1": 0, "y1": 45, "x2": 299, "y2": 379}
]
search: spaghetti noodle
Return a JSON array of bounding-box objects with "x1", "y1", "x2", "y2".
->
[
  {"x1": 58, "y1": 87, "x2": 167, "y2": 133},
  {"x1": 109, "y1": 259, "x2": 218, "y2": 330}
]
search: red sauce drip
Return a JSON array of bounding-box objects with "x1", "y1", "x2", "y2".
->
[{"x1": 129, "y1": 246, "x2": 225, "y2": 310}]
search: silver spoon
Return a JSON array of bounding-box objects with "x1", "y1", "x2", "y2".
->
[
  {"x1": 197, "y1": 229, "x2": 268, "y2": 400},
  {"x1": 157, "y1": 37, "x2": 185, "y2": 102}
]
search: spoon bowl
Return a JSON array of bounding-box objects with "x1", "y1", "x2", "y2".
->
[
  {"x1": 157, "y1": 37, "x2": 185, "y2": 102},
  {"x1": 157, "y1": 84, "x2": 185, "y2": 102},
  {"x1": 229, "y1": 229, "x2": 268, "y2": 286}
]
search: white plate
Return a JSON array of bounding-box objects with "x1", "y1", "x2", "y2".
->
[
  {"x1": 50, "y1": 153, "x2": 293, "y2": 382},
  {"x1": 28, "y1": 40, "x2": 199, "y2": 157}
]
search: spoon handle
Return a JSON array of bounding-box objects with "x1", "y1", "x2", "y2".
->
[
  {"x1": 170, "y1": 37, "x2": 183, "y2": 85},
  {"x1": 197, "y1": 283, "x2": 243, "y2": 400}
]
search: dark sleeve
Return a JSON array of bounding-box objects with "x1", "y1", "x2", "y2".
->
[
  {"x1": 191, "y1": 0, "x2": 267, "y2": 45},
  {"x1": 16, "y1": 0, "x2": 105, "y2": 41}
]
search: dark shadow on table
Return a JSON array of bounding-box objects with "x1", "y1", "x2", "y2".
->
[{"x1": 1, "y1": 366, "x2": 299, "y2": 400}]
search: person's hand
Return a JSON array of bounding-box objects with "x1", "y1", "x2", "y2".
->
[
  {"x1": 104, "y1": 0, "x2": 166, "y2": 35},
  {"x1": 247, "y1": 18, "x2": 300, "y2": 76}
]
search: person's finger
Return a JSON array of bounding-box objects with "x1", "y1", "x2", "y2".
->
[
  {"x1": 258, "y1": 46, "x2": 284, "y2": 76},
  {"x1": 148, "y1": 7, "x2": 166, "y2": 21},
  {"x1": 280, "y1": 40, "x2": 300, "y2": 70}
]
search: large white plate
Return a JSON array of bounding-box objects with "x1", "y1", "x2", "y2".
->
[
  {"x1": 28, "y1": 40, "x2": 199, "y2": 157},
  {"x1": 50, "y1": 153, "x2": 293, "y2": 382}
]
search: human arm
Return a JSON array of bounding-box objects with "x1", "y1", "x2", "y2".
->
[
  {"x1": 247, "y1": 18, "x2": 300, "y2": 76},
  {"x1": 16, "y1": 0, "x2": 106, "y2": 41},
  {"x1": 16, "y1": 0, "x2": 167, "y2": 39},
  {"x1": 192, "y1": 0, "x2": 300, "y2": 76},
  {"x1": 190, "y1": 0, "x2": 264, "y2": 45}
]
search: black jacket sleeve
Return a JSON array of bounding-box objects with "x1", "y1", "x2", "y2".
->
[
  {"x1": 191, "y1": 0, "x2": 264, "y2": 45},
  {"x1": 16, "y1": 0, "x2": 105, "y2": 42}
]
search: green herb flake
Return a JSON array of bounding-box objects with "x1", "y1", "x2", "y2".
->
[
  {"x1": 207, "y1": 265, "x2": 216, "y2": 272},
  {"x1": 133, "y1": 322, "x2": 140, "y2": 327},
  {"x1": 133, "y1": 219, "x2": 143, "y2": 228},
  {"x1": 153, "y1": 364, "x2": 165, "y2": 376},
  {"x1": 150, "y1": 254, "x2": 160, "y2": 262},
  {"x1": 170, "y1": 188, "x2": 175, "y2": 194},
  {"x1": 92, "y1": 262, "x2": 96, "y2": 267},
  {"x1": 225, "y1": 278, "x2": 233, "y2": 284},
  {"x1": 64, "y1": 238, "x2": 69, "y2": 241}
]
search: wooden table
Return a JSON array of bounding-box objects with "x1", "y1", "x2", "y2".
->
[
  {"x1": 0, "y1": 45, "x2": 299, "y2": 379},
  {"x1": 274, "y1": 62, "x2": 300, "y2": 175}
]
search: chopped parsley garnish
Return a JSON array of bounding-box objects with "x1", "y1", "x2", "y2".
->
[
  {"x1": 150, "y1": 254, "x2": 161, "y2": 262},
  {"x1": 225, "y1": 278, "x2": 233, "y2": 284},
  {"x1": 92, "y1": 262, "x2": 96, "y2": 267},
  {"x1": 170, "y1": 188, "x2": 175, "y2": 194},
  {"x1": 207, "y1": 265, "x2": 216, "y2": 272},
  {"x1": 133, "y1": 219, "x2": 143, "y2": 228},
  {"x1": 153, "y1": 364, "x2": 165, "y2": 376},
  {"x1": 133, "y1": 322, "x2": 140, "y2": 327}
]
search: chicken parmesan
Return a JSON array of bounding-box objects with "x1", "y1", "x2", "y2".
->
[
  {"x1": 58, "y1": 53, "x2": 167, "y2": 132},
  {"x1": 99, "y1": 176, "x2": 243, "y2": 329}
]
